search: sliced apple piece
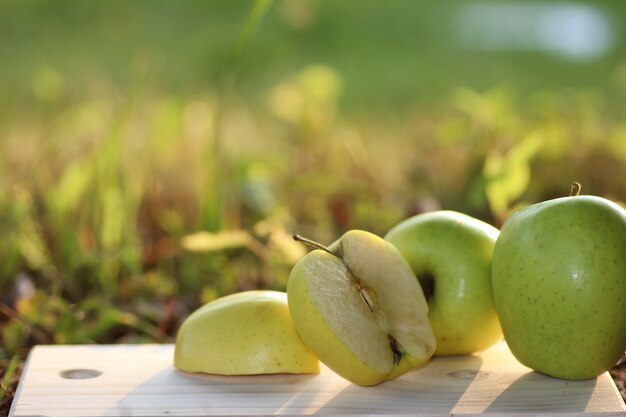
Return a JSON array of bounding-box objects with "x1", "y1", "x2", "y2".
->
[
  {"x1": 287, "y1": 230, "x2": 436, "y2": 386},
  {"x1": 174, "y1": 290, "x2": 320, "y2": 375}
]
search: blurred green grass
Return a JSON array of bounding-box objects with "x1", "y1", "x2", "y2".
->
[{"x1": 1, "y1": 0, "x2": 626, "y2": 360}]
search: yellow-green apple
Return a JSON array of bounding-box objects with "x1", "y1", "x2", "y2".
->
[
  {"x1": 492, "y1": 183, "x2": 626, "y2": 380},
  {"x1": 385, "y1": 210, "x2": 502, "y2": 355},
  {"x1": 174, "y1": 290, "x2": 319, "y2": 375},
  {"x1": 287, "y1": 230, "x2": 436, "y2": 386}
]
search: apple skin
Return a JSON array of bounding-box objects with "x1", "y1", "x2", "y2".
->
[
  {"x1": 492, "y1": 195, "x2": 626, "y2": 380},
  {"x1": 385, "y1": 210, "x2": 502, "y2": 355},
  {"x1": 287, "y1": 230, "x2": 436, "y2": 386},
  {"x1": 174, "y1": 290, "x2": 319, "y2": 375}
]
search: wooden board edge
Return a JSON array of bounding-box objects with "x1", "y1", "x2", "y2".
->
[{"x1": 7, "y1": 346, "x2": 40, "y2": 417}]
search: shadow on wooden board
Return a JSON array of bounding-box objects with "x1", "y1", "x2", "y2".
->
[
  {"x1": 486, "y1": 371, "x2": 598, "y2": 414},
  {"x1": 314, "y1": 355, "x2": 483, "y2": 415},
  {"x1": 100, "y1": 354, "x2": 483, "y2": 416}
]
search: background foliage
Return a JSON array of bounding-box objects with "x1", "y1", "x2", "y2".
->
[{"x1": 1, "y1": 1, "x2": 626, "y2": 405}]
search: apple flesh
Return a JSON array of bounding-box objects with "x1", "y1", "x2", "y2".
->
[
  {"x1": 174, "y1": 290, "x2": 319, "y2": 375},
  {"x1": 492, "y1": 192, "x2": 626, "y2": 380},
  {"x1": 385, "y1": 210, "x2": 502, "y2": 355},
  {"x1": 287, "y1": 230, "x2": 436, "y2": 386}
]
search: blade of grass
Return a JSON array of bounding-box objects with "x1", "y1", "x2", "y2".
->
[
  {"x1": 233, "y1": 0, "x2": 275, "y2": 67},
  {"x1": 0, "y1": 355, "x2": 20, "y2": 402},
  {"x1": 205, "y1": 0, "x2": 274, "y2": 231}
]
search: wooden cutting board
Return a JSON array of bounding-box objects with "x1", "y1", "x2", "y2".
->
[{"x1": 9, "y1": 341, "x2": 626, "y2": 417}]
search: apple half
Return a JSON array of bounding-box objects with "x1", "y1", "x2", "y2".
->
[{"x1": 287, "y1": 230, "x2": 436, "y2": 386}]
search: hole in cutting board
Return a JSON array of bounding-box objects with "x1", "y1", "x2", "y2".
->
[{"x1": 60, "y1": 369, "x2": 103, "y2": 379}]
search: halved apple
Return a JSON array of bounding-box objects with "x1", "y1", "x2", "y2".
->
[
  {"x1": 174, "y1": 290, "x2": 319, "y2": 375},
  {"x1": 287, "y1": 230, "x2": 436, "y2": 386}
]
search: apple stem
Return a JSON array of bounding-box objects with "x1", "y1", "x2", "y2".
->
[
  {"x1": 293, "y1": 234, "x2": 335, "y2": 256},
  {"x1": 570, "y1": 181, "x2": 582, "y2": 196}
]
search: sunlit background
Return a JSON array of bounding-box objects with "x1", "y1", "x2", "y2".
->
[{"x1": 1, "y1": 0, "x2": 625, "y2": 369}]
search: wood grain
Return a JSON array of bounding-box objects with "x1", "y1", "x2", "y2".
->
[{"x1": 9, "y1": 341, "x2": 626, "y2": 417}]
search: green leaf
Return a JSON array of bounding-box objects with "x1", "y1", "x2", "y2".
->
[
  {"x1": 47, "y1": 160, "x2": 93, "y2": 216},
  {"x1": 483, "y1": 132, "x2": 543, "y2": 219},
  {"x1": 181, "y1": 230, "x2": 253, "y2": 252}
]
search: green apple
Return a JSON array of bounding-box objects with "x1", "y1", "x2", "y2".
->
[
  {"x1": 492, "y1": 183, "x2": 626, "y2": 380},
  {"x1": 287, "y1": 230, "x2": 436, "y2": 386},
  {"x1": 384, "y1": 210, "x2": 502, "y2": 355},
  {"x1": 174, "y1": 290, "x2": 319, "y2": 375}
]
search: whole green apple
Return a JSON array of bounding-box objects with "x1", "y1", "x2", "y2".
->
[
  {"x1": 174, "y1": 290, "x2": 319, "y2": 375},
  {"x1": 492, "y1": 185, "x2": 626, "y2": 380},
  {"x1": 287, "y1": 230, "x2": 436, "y2": 386},
  {"x1": 385, "y1": 210, "x2": 502, "y2": 355}
]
